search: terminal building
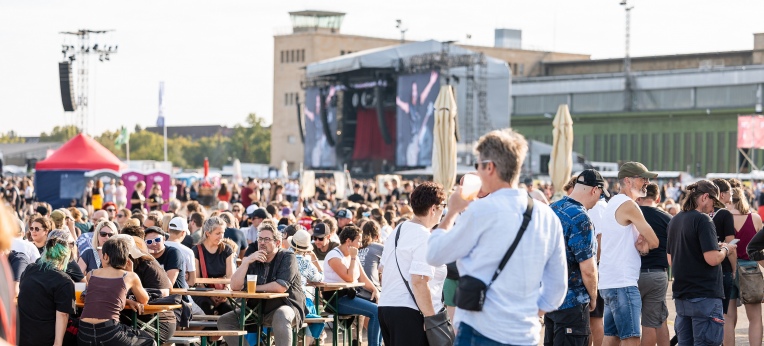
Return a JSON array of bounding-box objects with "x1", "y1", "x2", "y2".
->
[{"x1": 271, "y1": 10, "x2": 764, "y2": 175}]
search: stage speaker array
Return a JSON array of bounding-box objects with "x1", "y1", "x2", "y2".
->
[{"x1": 58, "y1": 62, "x2": 77, "y2": 112}]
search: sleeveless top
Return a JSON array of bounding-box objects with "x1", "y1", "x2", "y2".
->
[
  {"x1": 598, "y1": 194, "x2": 642, "y2": 289},
  {"x1": 736, "y1": 214, "x2": 758, "y2": 261},
  {"x1": 80, "y1": 273, "x2": 127, "y2": 321}
]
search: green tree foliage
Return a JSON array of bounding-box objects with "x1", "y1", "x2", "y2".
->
[
  {"x1": 72, "y1": 113, "x2": 271, "y2": 169},
  {"x1": 0, "y1": 131, "x2": 25, "y2": 144},
  {"x1": 39, "y1": 125, "x2": 79, "y2": 142}
]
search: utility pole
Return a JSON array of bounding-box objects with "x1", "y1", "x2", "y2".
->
[
  {"x1": 396, "y1": 19, "x2": 408, "y2": 44},
  {"x1": 620, "y1": 1, "x2": 634, "y2": 111},
  {"x1": 59, "y1": 29, "x2": 118, "y2": 135}
]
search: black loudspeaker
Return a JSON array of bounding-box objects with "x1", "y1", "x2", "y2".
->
[{"x1": 59, "y1": 62, "x2": 76, "y2": 112}]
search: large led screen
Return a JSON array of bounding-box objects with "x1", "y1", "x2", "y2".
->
[
  {"x1": 304, "y1": 87, "x2": 338, "y2": 168},
  {"x1": 396, "y1": 71, "x2": 440, "y2": 167}
]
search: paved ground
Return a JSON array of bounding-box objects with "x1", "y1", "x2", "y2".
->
[{"x1": 538, "y1": 282, "x2": 756, "y2": 345}]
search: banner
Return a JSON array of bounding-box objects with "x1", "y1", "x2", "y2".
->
[
  {"x1": 303, "y1": 87, "x2": 337, "y2": 168},
  {"x1": 396, "y1": 71, "x2": 440, "y2": 167},
  {"x1": 737, "y1": 115, "x2": 764, "y2": 149}
]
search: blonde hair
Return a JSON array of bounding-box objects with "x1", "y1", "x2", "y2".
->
[
  {"x1": 201, "y1": 216, "x2": 227, "y2": 252},
  {"x1": 161, "y1": 213, "x2": 174, "y2": 233},
  {"x1": 93, "y1": 220, "x2": 119, "y2": 249},
  {"x1": 0, "y1": 204, "x2": 17, "y2": 251},
  {"x1": 731, "y1": 187, "x2": 751, "y2": 214}
]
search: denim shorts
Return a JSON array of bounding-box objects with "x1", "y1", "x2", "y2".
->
[{"x1": 601, "y1": 286, "x2": 642, "y2": 339}]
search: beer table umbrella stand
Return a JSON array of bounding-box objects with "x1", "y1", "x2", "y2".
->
[
  {"x1": 307, "y1": 282, "x2": 365, "y2": 346},
  {"x1": 173, "y1": 288, "x2": 289, "y2": 346},
  {"x1": 77, "y1": 302, "x2": 181, "y2": 343}
]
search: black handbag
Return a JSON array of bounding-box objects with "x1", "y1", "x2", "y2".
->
[
  {"x1": 454, "y1": 196, "x2": 533, "y2": 311},
  {"x1": 394, "y1": 223, "x2": 455, "y2": 346}
]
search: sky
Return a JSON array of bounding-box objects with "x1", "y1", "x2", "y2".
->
[{"x1": 2, "y1": 0, "x2": 764, "y2": 136}]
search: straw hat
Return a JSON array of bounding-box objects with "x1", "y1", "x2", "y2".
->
[{"x1": 289, "y1": 229, "x2": 313, "y2": 252}]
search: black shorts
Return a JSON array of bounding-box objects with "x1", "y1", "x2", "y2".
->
[
  {"x1": 590, "y1": 292, "x2": 604, "y2": 318},
  {"x1": 544, "y1": 303, "x2": 590, "y2": 346}
]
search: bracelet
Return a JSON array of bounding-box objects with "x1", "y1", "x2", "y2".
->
[{"x1": 721, "y1": 246, "x2": 730, "y2": 254}]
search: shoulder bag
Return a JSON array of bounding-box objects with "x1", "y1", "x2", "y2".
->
[
  {"x1": 394, "y1": 222, "x2": 455, "y2": 346},
  {"x1": 454, "y1": 196, "x2": 533, "y2": 311},
  {"x1": 737, "y1": 259, "x2": 764, "y2": 304},
  {"x1": 197, "y1": 244, "x2": 226, "y2": 290}
]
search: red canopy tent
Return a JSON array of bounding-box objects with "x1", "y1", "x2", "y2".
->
[{"x1": 36, "y1": 133, "x2": 126, "y2": 171}]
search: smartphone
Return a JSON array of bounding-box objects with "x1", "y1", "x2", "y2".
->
[
  {"x1": 728, "y1": 239, "x2": 740, "y2": 246},
  {"x1": 188, "y1": 287, "x2": 213, "y2": 291}
]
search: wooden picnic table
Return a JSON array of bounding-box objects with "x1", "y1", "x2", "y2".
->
[
  {"x1": 172, "y1": 288, "x2": 288, "y2": 346},
  {"x1": 193, "y1": 277, "x2": 232, "y2": 286},
  {"x1": 307, "y1": 282, "x2": 365, "y2": 346},
  {"x1": 76, "y1": 302, "x2": 181, "y2": 342}
]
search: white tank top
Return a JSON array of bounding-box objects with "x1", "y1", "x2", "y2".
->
[{"x1": 598, "y1": 194, "x2": 642, "y2": 289}]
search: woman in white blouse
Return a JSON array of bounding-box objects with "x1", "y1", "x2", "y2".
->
[
  {"x1": 323, "y1": 225, "x2": 382, "y2": 346},
  {"x1": 378, "y1": 181, "x2": 448, "y2": 345}
]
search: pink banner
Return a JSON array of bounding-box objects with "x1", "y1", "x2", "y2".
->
[{"x1": 737, "y1": 115, "x2": 764, "y2": 149}]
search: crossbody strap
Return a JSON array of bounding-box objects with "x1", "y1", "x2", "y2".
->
[
  {"x1": 197, "y1": 244, "x2": 209, "y2": 278},
  {"x1": 393, "y1": 222, "x2": 425, "y2": 315},
  {"x1": 487, "y1": 195, "x2": 534, "y2": 289}
]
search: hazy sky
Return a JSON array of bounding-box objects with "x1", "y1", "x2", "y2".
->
[{"x1": 2, "y1": 0, "x2": 764, "y2": 136}]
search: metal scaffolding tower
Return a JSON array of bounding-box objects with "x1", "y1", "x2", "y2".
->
[{"x1": 59, "y1": 29, "x2": 117, "y2": 134}]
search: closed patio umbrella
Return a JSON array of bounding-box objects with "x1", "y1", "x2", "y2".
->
[
  {"x1": 549, "y1": 104, "x2": 574, "y2": 202},
  {"x1": 432, "y1": 85, "x2": 458, "y2": 193}
]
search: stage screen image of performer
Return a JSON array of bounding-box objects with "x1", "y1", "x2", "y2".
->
[
  {"x1": 396, "y1": 70, "x2": 440, "y2": 167},
  {"x1": 303, "y1": 86, "x2": 338, "y2": 168}
]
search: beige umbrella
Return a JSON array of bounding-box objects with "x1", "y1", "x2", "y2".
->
[
  {"x1": 549, "y1": 104, "x2": 574, "y2": 202},
  {"x1": 432, "y1": 85, "x2": 458, "y2": 193}
]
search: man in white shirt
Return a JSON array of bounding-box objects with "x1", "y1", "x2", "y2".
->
[
  {"x1": 599, "y1": 162, "x2": 660, "y2": 346},
  {"x1": 166, "y1": 217, "x2": 196, "y2": 286},
  {"x1": 427, "y1": 129, "x2": 568, "y2": 346}
]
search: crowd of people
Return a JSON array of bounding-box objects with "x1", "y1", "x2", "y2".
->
[{"x1": 4, "y1": 128, "x2": 764, "y2": 346}]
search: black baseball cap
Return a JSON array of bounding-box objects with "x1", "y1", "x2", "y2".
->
[
  {"x1": 312, "y1": 223, "x2": 328, "y2": 238},
  {"x1": 577, "y1": 169, "x2": 610, "y2": 198}
]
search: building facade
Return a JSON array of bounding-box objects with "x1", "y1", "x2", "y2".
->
[{"x1": 270, "y1": 10, "x2": 590, "y2": 170}]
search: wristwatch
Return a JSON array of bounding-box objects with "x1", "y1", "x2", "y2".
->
[{"x1": 721, "y1": 246, "x2": 730, "y2": 255}]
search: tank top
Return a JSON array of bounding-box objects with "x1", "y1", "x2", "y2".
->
[
  {"x1": 736, "y1": 214, "x2": 758, "y2": 260},
  {"x1": 80, "y1": 273, "x2": 128, "y2": 321},
  {"x1": 598, "y1": 194, "x2": 642, "y2": 289}
]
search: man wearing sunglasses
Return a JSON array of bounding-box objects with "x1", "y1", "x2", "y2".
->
[
  {"x1": 311, "y1": 223, "x2": 339, "y2": 261},
  {"x1": 145, "y1": 226, "x2": 189, "y2": 291},
  {"x1": 599, "y1": 162, "x2": 660, "y2": 346}
]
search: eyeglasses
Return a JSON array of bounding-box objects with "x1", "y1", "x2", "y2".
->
[
  {"x1": 630, "y1": 176, "x2": 650, "y2": 183},
  {"x1": 312, "y1": 237, "x2": 326, "y2": 241},
  {"x1": 258, "y1": 237, "x2": 274, "y2": 243},
  {"x1": 474, "y1": 160, "x2": 494, "y2": 170},
  {"x1": 99, "y1": 232, "x2": 115, "y2": 238},
  {"x1": 232, "y1": 209, "x2": 241, "y2": 212},
  {"x1": 146, "y1": 237, "x2": 162, "y2": 245},
  {"x1": 106, "y1": 208, "x2": 116, "y2": 212},
  {"x1": 30, "y1": 227, "x2": 43, "y2": 232},
  {"x1": 117, "y1": 214, "x2": 125, "y2": 218}
]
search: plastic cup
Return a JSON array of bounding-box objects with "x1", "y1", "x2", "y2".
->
[
  {"x1": 247, "y1": 275, "x2": 258, "y2": 294},
  {"x1": 74, "y1": 282, "x2": 87, "y2": 303},
  {"x1": 461, "y1": 173, "x2": 482, "y2": 201}
]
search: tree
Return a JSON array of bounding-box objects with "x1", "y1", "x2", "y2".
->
[
  {"x1": 39, "y1": 125, "x2": 79, "y2": 142},
  {"x1": 228, "y1": 113, "x2": 270, "y2": 164},
  {"x1": 0, "y1": 131, "x2": 25, "y2": 144}
]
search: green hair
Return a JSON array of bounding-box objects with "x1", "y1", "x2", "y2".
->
[{"x1": 40, "y1": 241, "x2": 71, "y2": 271}]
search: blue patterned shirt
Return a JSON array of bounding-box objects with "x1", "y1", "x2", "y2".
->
[{"x1": 550, "y1": 196, "x2": 596, "y2": 310}]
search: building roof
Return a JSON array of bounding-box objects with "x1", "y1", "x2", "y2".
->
[
  {"x1": 543, "y1": 50, "x2": 752, "y2": 66},
  {"x1": 288, "y1": 10, "x2": 345, "y2": 17},
  {"x1": 35, "y1": 133, "x2": 126, "y2": 171},
  {"x1": 0, "y1": 142, "x2": 61, "y2": 156}
]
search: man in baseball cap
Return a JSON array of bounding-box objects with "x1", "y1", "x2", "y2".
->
[
  {"x1": 166, "y1": 216, "x2": 197, "y2": 285},
  {"x1": 577, "y1": 169, "x2": 610, "y2": 198},
  {"x1": 335, "y1": 209, "x2": 354, "y2": 229},
  {"x1": 599, "y1": 162, "x2": 659, "y2": 345},
  {"x1": 311, "y1": 223, "x2": 339, "y2": 260}
]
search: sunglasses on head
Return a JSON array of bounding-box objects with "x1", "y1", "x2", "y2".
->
[
  {"x1": 146, "y1": 237, "x2": 162, "y2": 245},
  {"x1": 99, "y1": 231, "x2": 115, "y2": 238}
]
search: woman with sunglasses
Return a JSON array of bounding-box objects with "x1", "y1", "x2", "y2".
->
[
  {"x1": 192, "y1": 217, "x2": 235, "y2": 315},
  {"x1": 18, "y1": 229, "x2": 77, "y2": 346},
  {"x1": 29, "y1": 217, "x2": 54, "y2": 254},
  {"x1": 78, "y1": 220, "x2": 118, "y2": 275}
]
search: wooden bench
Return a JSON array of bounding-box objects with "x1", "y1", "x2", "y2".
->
[
  {"x1": 172, "y1": 330, "x2": 247, "y2": 345},
  {"x1": 192, "y1": 315, "x2": 221, "y2": 321},
  {"x1": 163, "y1": 335, "x2": 201, "y2": 345}
]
